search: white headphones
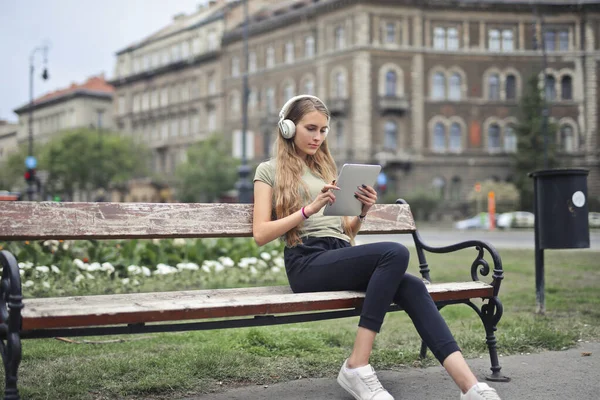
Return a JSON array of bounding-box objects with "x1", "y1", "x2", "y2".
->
[{"x1": 278, "y1": 94, "x2": 330, "y2": 140}]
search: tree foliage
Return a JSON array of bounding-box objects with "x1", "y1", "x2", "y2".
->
[
  {"x1": 0, "y1": 144, "x2": 30, "y2": 191},
  {"x1": 175, "y1": 134, "x2": 240, "y2": 203},
  {"x1": 512, "y1": 75, "x2": 558, "y2": 210}
]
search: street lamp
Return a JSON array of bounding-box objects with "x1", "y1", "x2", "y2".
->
[
  {"x1": 235, "y1": 0, "x2": 253, "y2": 203},
  {"x1": 27, "y1": 43, "x2": 50, "y2": 201}
]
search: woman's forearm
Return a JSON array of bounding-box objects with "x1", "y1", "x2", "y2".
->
[{"x1": 254, "y1": 209, "x2": 306, "y2": 246}]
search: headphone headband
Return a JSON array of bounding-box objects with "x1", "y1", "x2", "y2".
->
[{"x1": 278, "y1": 95, "x2": 330, "y2": 122}]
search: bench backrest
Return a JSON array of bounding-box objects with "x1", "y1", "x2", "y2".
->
[{"x1": 0, "y1": 202, "x2": 415, "y2": 241}]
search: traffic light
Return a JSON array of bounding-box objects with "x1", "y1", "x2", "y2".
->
[{"x1": 24, "y1": 168, "x2": 36, "y2": 184}]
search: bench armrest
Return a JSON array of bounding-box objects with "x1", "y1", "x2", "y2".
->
[{"x1": 395, "y1": 199, "x2": 504, "y2": 297}]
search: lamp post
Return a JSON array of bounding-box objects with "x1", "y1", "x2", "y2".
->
[
  {"x1": 235, "y1": 0, "x2": 252, "y2": 203},
  {"x1": 27, "y1": 43, "x2": 50, "y2": 201}
]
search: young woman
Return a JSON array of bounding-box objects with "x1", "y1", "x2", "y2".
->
[{"x1": 252, "y1": 95, "x2": 502, "y2": 400}]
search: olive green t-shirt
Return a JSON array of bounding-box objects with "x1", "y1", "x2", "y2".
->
[{"x1": 253, "y1": 159, "x2": 350, "y2": 245}]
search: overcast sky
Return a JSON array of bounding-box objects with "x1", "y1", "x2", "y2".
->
[{"x1": 0, "y1": 0, "x2": 207, "y2": 122}]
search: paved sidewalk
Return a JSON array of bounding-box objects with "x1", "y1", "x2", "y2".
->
[{"x1": 187, "y1": 342, "x2": 599, "y2": 399}]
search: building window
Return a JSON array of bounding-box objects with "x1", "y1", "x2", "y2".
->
[
  {"x1": 561, "y1": 76, "x2": 572, "y2": 100},
  {"x1": 151, "y1": 90, "x2": 159, "y2": 108},
  {"x1": 230, "y1": 91, "x2": 241, "y2": 114},
  {"x1": 231, "y1": 56, "x2": 240, "y2": 77},
  {"x1": 304, "y1": 78, "x2": 315, "y2": 95},
  {"x1": 432, "y1": 72, "x2": 446, "y2": 100},
  {"x1": 285, "y1": 41, "x2": 294, "y2": 64},
  {"x1": 266, "y1": 46, "x2": 275, "y2": 68},
  {"x1": 433, "y1": 122, "x2": 446, "y2": 152},
  {"x1": 118, "y1": 95, "x2": 126, "y2": 115},
  {"x1": 504, "y1": 125, "x2": 517, "y2": 153},
  {"x1": 545, "y1": 75, "x2": 556, "y2": 101},
  {"x1": 181, "y1": 42, "x2": 190, "y2": 59},
  {"x1": 181, "y1": 117, "x2": 189, "y2": 137},
  {"x1": 560, "y1": 125, "x2": 575, "y2": 152},
  {"x1": 266, "y1": 87, "x2": 275, "y2": 113},
  {"x1": 489, "y1": 29, "x2": 501, "y2": 51},
  {"x1": 385, "y1": 70, "x2": 397, "y2": 96},
  {"x1": 433, "y1": 27, "x2": 446, "y2": 49},
  {"x1": 432, "y1": 177, "x2": 446, "y2": 199},
  {"x1": 170, "y1": 119, "x2": 178, "y2": 137},
  {"x1": 447, "y1": 27, "x2": 459, "y2": 50},
  {"x1": 305, "y1": 35, "x2": 315, "y2": 58},
  {"x1": 207, "y1": 31, "x2": 217, "y2": 50},
  {"x1": 207, "y1": 72, "x2": 216, "y2": 95},
  {"x1": 488, "y1": 124, "x2": 501, "y2": 152},
  {"x1": 192, "y1": 115, "x2": 200, "y2": 135},
  {"x1": 502, "y1": 29, "x2": 514, "y2": 51},
  {"x1": 449, "y1": 122, "x2": 462, "y2": 152},
  {"x1": 544, "y1": 29, "x2": 569, "y2": 51},
  {"x1": 161, "y1": 121, "x2": 169, "y2": 140},
  {"x1": 207, "y1": 109, "x2": 216, "y2": 132},
  {"x1": 171, "y1": 44, "x2": 180, "y2": 62},
  {"x1": 384, "y1": 120, "x2": 397, "y2": 150},
  {"x1": 334, "y1": 71, "x2": 346, "y2": 98},
  {"x1": 193, "y1": 37, "x2": 202, "y2": 54},
  {"x1": 449, "y1": 176, "x2": 462, "y2": 201},
  {"x1": 335, "y1": 25, "x2": 345, "y2": 50},
  {"x1": 505, "y1": 74, "x2": 517, "y2": 100},
  {"x1": 283, "y1": 82, "x2": 294, "y2": 101},
  {"x1": 248, "y1": 89, "x2": 258, "y2": 111},
  {"x1": 335, "y1": 120, "x2": 344, "y2": 151},
  {"x1": 449, "y1": 73, "x2": 461, "y2": 101},
  {"x1": 488, "y1": 74, "x2": 500, "y2": 101},
  {"x1": 559, "y1": 30, "x2": 569, "y2": 51},
  {"x1": 248, "y1": 51, "x2": 257, "y2": 73},
  {"x1": 385, "y1": 22, "x2": 396, "y2": 44}
]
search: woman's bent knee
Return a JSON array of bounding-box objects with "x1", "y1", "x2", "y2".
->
[{"x1": 384, "y1": 242, "x2": 410, "y2": 263}]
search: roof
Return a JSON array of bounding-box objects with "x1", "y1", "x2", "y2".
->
[{"x1": 13, "y1": 75, "x2": 114, "y2": 114}]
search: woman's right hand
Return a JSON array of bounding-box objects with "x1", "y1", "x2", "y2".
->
[{"x1": 305, "y1": 183, "x2": 340, "y2": 217}]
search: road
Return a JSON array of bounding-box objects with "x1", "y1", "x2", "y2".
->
[{"x1": 355, "y1": 228, "x2": 600, "y2": 250}]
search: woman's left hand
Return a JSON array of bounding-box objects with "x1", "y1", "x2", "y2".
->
[{"x1": 354, "y1": 184, "x2": 378, "y2": 216}]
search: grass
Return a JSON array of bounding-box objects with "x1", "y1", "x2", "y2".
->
[{"x1": 6, "y1": 248, "x2": 600, "y2": 399}]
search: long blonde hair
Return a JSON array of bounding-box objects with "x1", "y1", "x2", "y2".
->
[{"x1": 273, "y1": 97, "x2": 354, "y2": 247}]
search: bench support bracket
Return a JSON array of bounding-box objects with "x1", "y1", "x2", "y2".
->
[{"x1": 0, "y1": 251, "x2": 23, "y2": 400}]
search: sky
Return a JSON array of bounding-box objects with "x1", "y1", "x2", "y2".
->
[{"x1": 0, "y1": 0, "x2": 208, "y2": 122}]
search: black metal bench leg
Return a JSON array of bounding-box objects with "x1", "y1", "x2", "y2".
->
[
  {"x1": 480, "y1": 297, "x2": 510, "y2": 382},
  {"x1": 1, "y1": 251, "x2": 24, "y2": 400}
]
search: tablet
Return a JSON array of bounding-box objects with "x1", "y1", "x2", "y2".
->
[{"x1": 323, "y1": 164, "x2": 382, "y2": 217}]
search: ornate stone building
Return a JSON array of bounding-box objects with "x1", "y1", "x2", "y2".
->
[{"x1": 222, "y1": 0, "x2": 600, "y2": 203}]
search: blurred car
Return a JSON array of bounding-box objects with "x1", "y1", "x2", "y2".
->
[
  {"x1": 590, "y1": 212, "x2": 600, "y2": 229},
  {"x1": 497, "y1": 211, "x2": 535, "y2": 229},
  {"x1": 454, "y1": 213, "x2": 493, "y2": 230}
]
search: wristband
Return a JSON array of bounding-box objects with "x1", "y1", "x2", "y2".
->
[
  {"x1": 358, "y1": 214, "x2": 366, "y2": 221},
  {"x1": 301, "y1": 206, "x2": 309, "y2": 219}
]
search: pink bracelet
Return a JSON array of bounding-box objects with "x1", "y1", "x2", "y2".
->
[{"x1": 301, "y1": 206, "x2": 309, "y2": 219}]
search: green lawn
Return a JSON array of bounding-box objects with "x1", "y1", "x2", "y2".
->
[{"x1": 6, "y1": 248, "x2": 600, "y2": 399}]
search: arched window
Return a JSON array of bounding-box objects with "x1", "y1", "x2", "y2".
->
[
  {"x1": 385, "y1": 70, "x2": 397, "y2": 96},
  {"x1": 504, "y1": 125, "x2": 517, "y2": 153},
  {"x1": 561, "y1": 76, "x2": 572, "y2": 100},
  {"x1": 433, "y1": 122, "x2": 446, "y2": 151},
  {"x1": 303, "y1": 78, "x2": 315, "y2": 95},
  {"x1": 305, "y1": 36, "x2": 315, "y2": 58},
  {"x1": 449, "y1": 73, "x2": 461, "y2": 101},
  {"x1": 449, "y1": 176, "x2": 462, "y2": 201},
  {"x1": 384, "y1": 120, "x2": 397, "y2": 150},
  {"x1": 283, "y1": 82, "x2": 294, "y2": 100},
  {"x1": 560, "y1": 125, "x2": 575, "y2": 152},
  {"x1": 334, "y1": 71, "x2": 346, "y2": 98},
  {"x1": 335, "y1": 26, "x2": 345, "y2": 50},
  {"x1": 488, "y1": 123, "x2": 501, "y2": 152},
  {"x1": 505, "y1": 74, "x2": 517, "y2": 100},
  {"x1": 432, "y1": 72, "x2": 446, "y2": 99},
  {"x1": 449, "y1": 122, "x2": 462, "y2": 152},
  {"x1": 335, "y1": 120, "x2": 345, "y2": 150},
  {"x1": 545, "y1": 75, "x2": 556, "y2": 101},
  {"x1": 488, "y1": 74, "x2": 500, "y2": 100},
  {"x1": 265, "y1": 87, "x2": 275, "y2": 113}
]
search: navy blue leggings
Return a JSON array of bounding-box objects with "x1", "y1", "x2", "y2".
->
[{"x1": 284, "y1": 237, "x2": 460, "y2": 364}]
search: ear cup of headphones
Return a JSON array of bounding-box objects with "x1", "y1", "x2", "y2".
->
[{"x1": 279, "y1": 119, "x2": 296, "y2": 139}]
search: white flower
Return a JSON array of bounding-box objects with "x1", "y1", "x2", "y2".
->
[
  {"x1": 218, "y1": 257, "x2": 235, "y2": 268},
  {"x1": 173, "y1": 238, "x2": 186, "y2": 247},
  {"x1": 101, "y1": 263, "x2": 115, "y2": 274},
  {"x1": 273, "y1": 257, "x2": 285, "y2": 268},
  {"x1": 74, "y1": 274, "x2": 85, "y2": 284},
  {"x1": 260, "y1": 252, "x2": 272, "y2": 261},
  {"x1": 238, "y1": 260, "x2": 249, "y2": 269},
  {"x1": 250, "y1": 266, "x2": 258, "y2": 275},
  {"x1": 154, "y1": 263, "x2": 178, "y2": 275},
  {"x1": 19, "y1": 270, "x2": 24, "y2": 277},
  {"x1": 141, "y1": 266, "x2": 151, "y2": 277},
  {"x1": 179, "y1": 262, "x2": 200, "y2": 271},
  {"x1": 18, "y1": 261, "x2": 34, "y2": 270},
  {"x1": 270, "y1": 250, "x2": 279, "y2": 256},
  {"x1": 42, "y1": 281, "x2": 50, "y2": 289},
  {"x1": 271, "y1": 266, "x2": 281, "y2": 273},
  {"x1": 202, "y1": 265, "x2": 211, "y2": 273},
  {"x1": 127, "y1": 265, "x2": 142, "y2": 275},
  {"x1": 133, "y1": 279, "x2": 140, "y2": 286},
  {"x1": 35, "y1": 266, "x2": 50, "y2": 274},
  {"x1": 88, "y1": 262, "x2": 101, "y2": 272},
  {"x1": 62, "y1": 242, "x2": 70, "y2": 251},
  {"x1": 214, "y1": 263, "x2": 225, "y2": 273},
  {"x1": 122, "y1": 278, "x2": 130, "y2": 285},
  {"x1": 23, "y1": 280, "x2": 34, "y2": 287},
  {"x1": 85, "y1": 272, "x2": 95, "y2": 280},
  {"x1": 51, "y1": 265, "x2": 61, "y2": 274},
  {"x1": 257, "y1": 260, "x2": 267, "y2": 268},
  {"x1": 73, "y1": 259, "x2": 87, "y2": 270}
]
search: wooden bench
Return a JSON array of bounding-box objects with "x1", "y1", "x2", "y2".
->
[{"x1": 0, "y1": 200, "x2": 509, "y2": 399}]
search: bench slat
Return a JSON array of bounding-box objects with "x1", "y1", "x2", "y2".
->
[
  {"x1": 21, "y1": 282, "x2": 492, "y2": 330},
  {"x1": 0, "y1": 202, "x2": 415, "y2": 240}
]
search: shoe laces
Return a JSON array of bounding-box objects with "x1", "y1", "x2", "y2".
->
[
  {"x1": 475, "y1": 386, "x2": 501, "y2": 400},
  {"x1": 360, "y1": 370, "x2": 384, "y2": 393}
]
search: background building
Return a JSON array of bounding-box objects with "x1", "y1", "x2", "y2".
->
[
  {"x1": 0, "y1": 120, "x2": 18, "y2": 164},
  {"x1": 13, "y1": 74, "x2": 114, "y2": 145}
]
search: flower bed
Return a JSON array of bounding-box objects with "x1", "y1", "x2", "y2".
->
[{"x1": 0, "y1": 238, "x2": 286, "y2": 298}]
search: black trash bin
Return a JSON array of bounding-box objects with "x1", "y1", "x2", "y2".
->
[{"x1": 529, "y1": 168, "x2": 590, "y2": 249}]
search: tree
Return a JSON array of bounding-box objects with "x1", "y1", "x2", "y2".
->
[
  {"x1": 512, "y1": 75, "x2": 558, "y2": 211},
  {"x1": 40, "y1": 129, "x2": 149, "y2": 200},
  {"x1": 0, "y1": 145, "x2": 29, "y2": 191},
  {"x1": 175, "y1": 134, "x2": 240, "y2": 202}
]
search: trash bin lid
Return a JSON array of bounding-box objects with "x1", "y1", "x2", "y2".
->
[{"x1": 528, "y1": 168, "x2": 589, "y2": 178}]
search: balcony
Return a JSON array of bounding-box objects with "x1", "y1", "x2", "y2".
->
[
  {"x1": 378, "y1": 96, "x2": 409, "y2": 114},
  {"x1": 327, "y1": 98, "x2": 350, "y2": 116}
]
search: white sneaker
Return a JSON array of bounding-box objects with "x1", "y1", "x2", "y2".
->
[
  {"x1": 337, "y1": 359, "x2": 394, "y2": 400},
  {"x1": 460, "y1": 382, "x2": 502, "y2": 400}
]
